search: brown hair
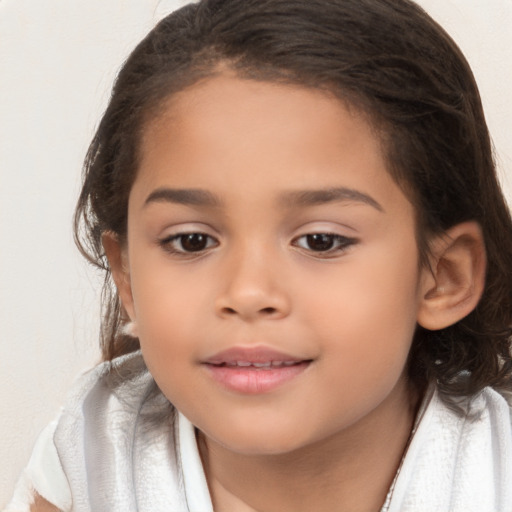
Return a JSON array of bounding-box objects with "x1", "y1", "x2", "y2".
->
[{"x1": 75, "y1": 0, "x2": 512, "y2": 398}]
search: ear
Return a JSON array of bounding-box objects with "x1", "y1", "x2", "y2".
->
[
  {"x1": 417, "y1": 221, "x2": 486, "y2": 331},
  {"x1": 102, "y1": 232, "x2": 136, "y2": 323}
]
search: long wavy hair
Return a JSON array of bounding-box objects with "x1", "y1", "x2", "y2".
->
[{"x1": 74, "y1": 0, "x2": 512, "y2": 398}]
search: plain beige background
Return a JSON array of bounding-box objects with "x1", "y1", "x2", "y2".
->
[{"x1": 0, "y1": 0, "x2": 510, "y2": 507}]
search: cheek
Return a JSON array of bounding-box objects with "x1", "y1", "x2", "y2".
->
[
  {"x1": 128, "y1": 258, "x2": 208, "y2": 362},
  {"x1": 131, "y1": 277, "x2": 207, "y2": 407},
  {"x1": 303, "y1": 258, "x2": 420, "y2": 425},
  {"x1": 305, "y1": 242, "x2": 421, "y2": 367}
]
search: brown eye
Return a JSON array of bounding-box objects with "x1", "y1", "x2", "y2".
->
[
  {"x1": 293, "y1": 233, "x2": 357, "y2": 255},
  {"x1": 305, "y1": 234, "x2": 335, "y2": 251},
  {"x1": 180, "y1": 233, "x2": 209, "y2": 252},
  {"x1": 160, "y1": 232, "x2": 218, "y2": 254}
]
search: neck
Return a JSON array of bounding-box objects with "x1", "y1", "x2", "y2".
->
[{"x1": 199, "y1": 377, "x2": 420, "y2": 512}]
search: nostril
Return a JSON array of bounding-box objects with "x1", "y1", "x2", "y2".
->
[{"x1": 221, "y1": 306, "x2": 277, "y2": 316}]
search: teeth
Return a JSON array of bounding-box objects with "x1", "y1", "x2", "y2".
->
[{"x1": 224, "y1": 360, "x2": 298, "y2": 368}]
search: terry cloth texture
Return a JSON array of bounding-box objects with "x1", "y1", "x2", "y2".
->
[{"x1": 4, "y1": 352, "x2": 512, "y2": 512}]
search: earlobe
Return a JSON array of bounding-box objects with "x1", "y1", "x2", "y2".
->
[
  {"x1": 101, "y1": 232, "x2": 137, "y2": 324},
  {"x1": 417, "y1": 221, "x2": 486, "y2": 331}
]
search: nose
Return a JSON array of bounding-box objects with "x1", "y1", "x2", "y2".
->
[{"x1": 214, "y1": 246, "x2": 291, "y2": 322}]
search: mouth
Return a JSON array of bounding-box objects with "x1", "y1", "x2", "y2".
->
[
  {"x1": 209, "y1": 360, "x2": 304, "y2": 369},
  {"x1": 203, "y1": 346, "x2": 312, "y2": 394}
]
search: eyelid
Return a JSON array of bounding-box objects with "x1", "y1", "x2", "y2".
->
[
  {"x1": 291, "y1": 232, "x2": 359, "y2": 257},
  {"x1": 158, "y1": 229, "x2": 220, "y2": 256},
  {"x1": 157, "y1": 222, "x2": 218, "y2": 242}
]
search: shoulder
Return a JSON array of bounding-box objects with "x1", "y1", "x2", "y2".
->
[
  {"x1": 4, "y1": 352, "x2": 173, "y2": 512},
  {"x1": 53, "y1": 350, "x2": 175, "y2": 432},
  {"x1": 59, "y1": 350, "x2": 156, "y2": 416},
  {"x1": 431, "y1": 385, "x2": 512, "y2": 434},
  {"x1": 54, "y1": 349, "x2": 174, "y2": 454},
  {"x1": 387, "y1": 385, "x2": 512, "y2": 511},
  {"x1": 462, "y1": 386, "x2": 512, "y2": 424},
  {"x1": 477, "y1": 386, "x2": 512, "y2": 436},
  {"x1": 52, "y1": 351, "x2": 179, "y2": 510},
  {"x1": 6, "y1": 352, "x2": 185, "y2": 512}
]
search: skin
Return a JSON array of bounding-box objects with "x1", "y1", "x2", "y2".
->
[
  {"x1": 103, "y1": 73, "x2": 486, "y2": 512},
  {"x1": 30, "y1": 494, "x2": 60, "y2": 512}
]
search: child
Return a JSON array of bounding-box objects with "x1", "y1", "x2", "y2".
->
[{"x1": 6, "y1": 0, "x2": 512, "y2": 510}]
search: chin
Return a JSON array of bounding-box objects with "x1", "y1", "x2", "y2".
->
[
  {"x1": 219, "y1": 437, "x2": 306, "y2": 456},
  {"x1": 206, "y1": 419, "x2": 318, "y2": 456}
]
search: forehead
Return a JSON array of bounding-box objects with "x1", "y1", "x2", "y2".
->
[{"x1": 134, "y1": 74, "x2": 409, "y2": 214}]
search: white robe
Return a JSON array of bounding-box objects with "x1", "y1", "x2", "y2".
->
[{"x1": 4, "y1": 351, "x2": 512, "y2": 512}]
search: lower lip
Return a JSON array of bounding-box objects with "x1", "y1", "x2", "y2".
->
[{"x1": 204, "y1": 362, "x2": 310, "y2": 394}]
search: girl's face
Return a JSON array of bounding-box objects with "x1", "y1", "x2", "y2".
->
[{"x1": 120, "y1": 74, "x2": 428, "y2": 455}]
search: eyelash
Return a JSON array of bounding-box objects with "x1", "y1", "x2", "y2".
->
[
  {"x1": 159, "y1": 232, "x2": 219, "y2": 255},
  {"x1": 159, "y1": 231, "x2": 358, "y2": 258},
  {"x1": 292, "y1": 233, "x2": 358, "y2": 257}
]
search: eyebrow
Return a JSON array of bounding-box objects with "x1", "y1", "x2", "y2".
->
[
  {"x1": 143, "y1": 186, "x2": 383, "y2": 212},
  {"x1": 280, "y1": 187, "x2": 384, "y2": 212},
  {"x1": 144, "y1": 188, "x2": 221, "y2": 208}
]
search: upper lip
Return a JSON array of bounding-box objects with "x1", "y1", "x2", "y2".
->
[{"x1": 204, "y1": 346, "x2": 307, "y2": 365}]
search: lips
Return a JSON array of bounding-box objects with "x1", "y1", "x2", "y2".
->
[{"x1": 203, "y1": 346, "x2": 311, "y2": 394}]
